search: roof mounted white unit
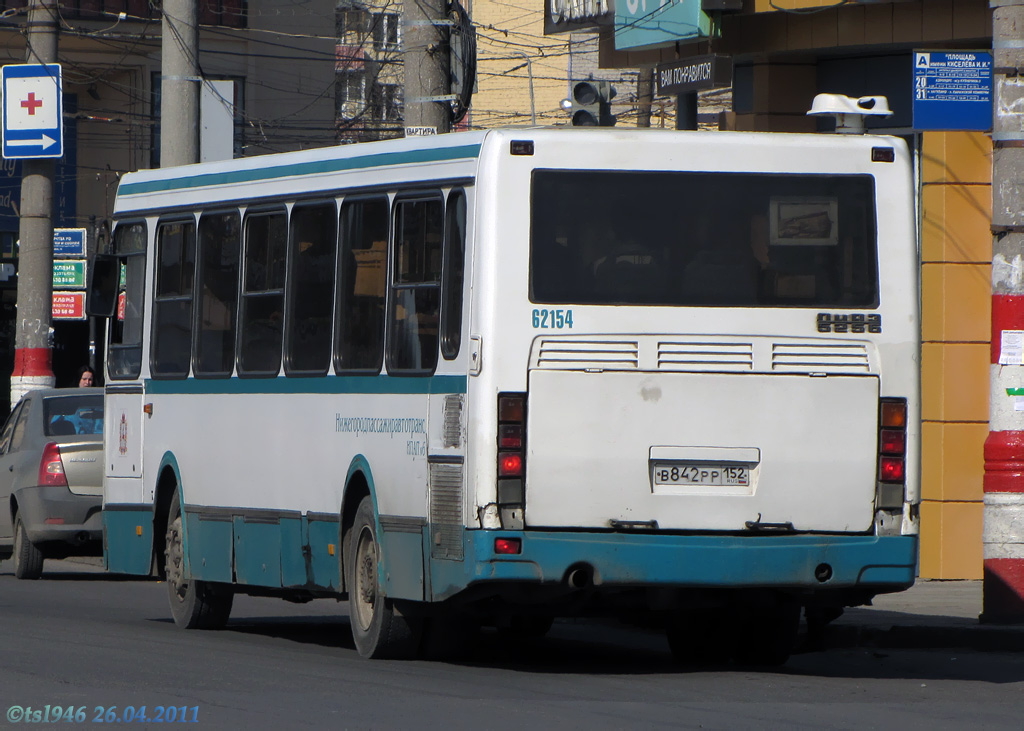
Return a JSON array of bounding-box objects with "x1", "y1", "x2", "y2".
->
[{"x1": 807, "y1": 94, "x2": 892, "y2": 134}]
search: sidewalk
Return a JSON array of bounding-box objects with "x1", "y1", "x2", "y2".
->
[{"x1": 825, "y1": 579, "x2": 1024, "y2": 653}]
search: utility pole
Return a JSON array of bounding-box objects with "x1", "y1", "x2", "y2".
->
[
  {"x1": 160, "y1": 0, "x2": 199, "y2": 166},
  {"x1": 985, "y1": 0, "x2": 1024, "y2": 624},
  {"x1": 403, "y1": 0, "x2": 451, "y2": 135},
  {"x1": 10, "y1": 0, "x2": 58, "y2": 405}
]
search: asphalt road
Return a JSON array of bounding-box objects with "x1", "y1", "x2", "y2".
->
[{"x1": 1, "y1": 559, "x2": 1023, "y2": 730}]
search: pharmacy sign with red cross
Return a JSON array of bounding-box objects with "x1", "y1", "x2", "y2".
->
[{"x1": 1, "y1": 63, "x2": 63, "y2": 159}]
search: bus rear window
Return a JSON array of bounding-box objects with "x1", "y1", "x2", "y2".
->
[{"x1": 530, "y1": 170, "x2": 878, "y2": 308}]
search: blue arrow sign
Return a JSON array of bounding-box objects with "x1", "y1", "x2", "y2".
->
[{"x1": 2, "y1": 63, "x2": 64, "y2": 159}]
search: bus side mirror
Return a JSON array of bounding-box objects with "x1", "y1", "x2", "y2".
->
[{"x1": 86, "y1": 254, "x2": 119, "y2": 317}]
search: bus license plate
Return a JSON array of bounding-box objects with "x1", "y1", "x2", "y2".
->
[{"x1": 652, "y1": 463, "x2": 749, "y2": 486}]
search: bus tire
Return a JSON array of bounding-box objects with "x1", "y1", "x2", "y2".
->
[
  {"x1": 346, "y1": 496, "x2": 418, "y2": 659},
  {"x1": 13, "y1": 513, "x2": 44, "y2": 580},
  {"x1": 731, "y1": 603, "x2": 800, "y2": 667},
  {"x1": 164, "y1": 492, "x2": 233, "y2": 630}
]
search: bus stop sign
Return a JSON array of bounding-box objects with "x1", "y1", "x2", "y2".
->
[
  {"x1": 913, "y1": 51, "x2": 992, "y2": 131},
  {"x1": 1, "y1": 63, "x2": 64, "y2": 159}
]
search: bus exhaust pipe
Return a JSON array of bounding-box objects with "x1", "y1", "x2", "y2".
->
[{"x1": 566, "y1": 566, "x2": 592, "y2": 589}]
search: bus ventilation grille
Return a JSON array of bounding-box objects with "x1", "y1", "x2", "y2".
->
[
  {"x1": 536, "y1": 339, "x2": 639, "y2": 369},
  {"x1": 443, "y1": 394, "x2": 463, "y2": 448},
  {"x1": 771, "y1": 342, "x2": 871, "y2": 373},
  {"x1": 429, "y1": 463, "x2": 464, "y2": 560},
  {"x1": 658, "y1": 341, "x2": 754, "y2": 372}
]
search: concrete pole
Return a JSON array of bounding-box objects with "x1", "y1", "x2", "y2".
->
[
  {"x1": 985, "y1": 0, "x2": 1024, "y2": 623},
  {"x1": 160, "y1": 0, "x2": 199, "y2": 166},
  {"x1": 403, "y1": 0, "x2": 451, "y2": 134},
  {"x1": 11, "y1": 0, "x2": 59, "y2": 405},
  {"x1": 637, "y1": 68, "x2": 654, "y2": 129}
]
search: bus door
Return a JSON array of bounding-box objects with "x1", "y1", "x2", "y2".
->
[{"x1": 90, "y1": 221, "x2": 150, "y2": 573}]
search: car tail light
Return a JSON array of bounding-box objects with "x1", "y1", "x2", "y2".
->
[
  {"x1": 876, "y1": 398, "x2": 907, "y2": 510},
  {"x1": 497, "y1": 393, "x2": 526, "y2": 511},
  {"x1": 39, "y1": 442, "x2": 68, "y2": 487}
]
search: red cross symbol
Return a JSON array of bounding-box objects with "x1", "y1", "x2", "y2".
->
[{"x1": 20, "y1": 92, "x2": 43, "y2": 115}]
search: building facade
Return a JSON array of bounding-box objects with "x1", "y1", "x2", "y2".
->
[{"x1": 0, "y1": 0, "x2": 337, "y2": 405}]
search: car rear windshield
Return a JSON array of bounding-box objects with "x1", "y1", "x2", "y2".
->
[
  {"x1": 530, "y1": 170, "x2": 879, "y2": 308},
  {"x1": 44, "y1": 394, "x2": 104, "y2": 436}
]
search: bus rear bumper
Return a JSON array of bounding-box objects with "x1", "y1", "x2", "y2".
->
[{"x1": 451, "y1": 531, "x2": 917, "y2": 596}]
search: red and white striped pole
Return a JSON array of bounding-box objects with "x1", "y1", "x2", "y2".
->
[{"x1": 985, "y1": 1, "x2": 1024, "y2": 623}]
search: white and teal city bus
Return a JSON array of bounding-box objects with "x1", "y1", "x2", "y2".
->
[{"x1": 88, "y1": 127, "x2": 919, "y2": 663}]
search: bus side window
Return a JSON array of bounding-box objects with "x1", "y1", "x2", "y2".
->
[
  {"x1": 108, "y1": 222, "x2": 147, "y2": 380},
  {"x1": 335, "y1": 197, "x2": 388, "y2": 374},
  {"x1": 285, "y1": 202, "x2": 337, "y2": 375},
  {"x1": 440, "y1": 189, "x2": 466, "y2": 360},
  {"x1": 387, "y1": 195, "x2": 443, "y2": 375},
  {"x1": 194, "y1": 211, "x2": 241, "y2": 377},
  {"x1": 151, "y1": 219, "x2": 197, "y2": 378},
  {"x1": 238, "y1": 211, "x2": 287, "y2": 376}
]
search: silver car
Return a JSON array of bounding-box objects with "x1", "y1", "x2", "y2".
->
[{"x1": 0, "y1": 387, "x2": 104, "y2": 579}]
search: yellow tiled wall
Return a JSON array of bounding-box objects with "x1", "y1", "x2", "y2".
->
[{"x1": 919, "y1": 130, "x2": 992, "y2": 579}]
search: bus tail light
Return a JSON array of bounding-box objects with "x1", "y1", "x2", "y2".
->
[
  {"x1": 876, "y1": 398, "x2": 907, "y2": 510},
  {"x1": 39, "y1": 442, "x2": 68, "y2": 487},
  {"x1": 497, "y1": 393, "x2": 526, "y2": 514},
  {"x1": 494, "y1": 537, "x2": 522, "y2": 555}
]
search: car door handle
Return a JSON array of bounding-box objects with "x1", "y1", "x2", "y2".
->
[{"x1": 7, "y1": 465, "x2": 12, "y2": 471}]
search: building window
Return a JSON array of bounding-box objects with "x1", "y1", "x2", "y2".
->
[
  {"x1": 337, "y1": 72, "x2": 366, "y2": 120},
  {"x1": 369, "y1": 83, "x2": 402, "y2": 122},
  {"x1": 371, "y1": 12, "x2": 400, "y2": 50}
]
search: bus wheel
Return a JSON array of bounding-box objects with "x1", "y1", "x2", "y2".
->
[
  {"x1": 731, "y1": 603, "x2": 800, "y2": 667},
  {"x1": 666, "y1": 610, "x2": 733, "y2": 666},
  {"x1": 164, "y1": 492, "x2": 233, "y2": 630},
  {"x1": 13, "y1": 513, "x2": 44, "y2": 580},
  {"x1": 346, "y1": 496, "x2": 418, "y2": 659}
]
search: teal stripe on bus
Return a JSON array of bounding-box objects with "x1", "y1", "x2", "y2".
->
[
  {"x1": 119, "y1": 144, "x2": 483, "y2": 197},
  {"x1": 144, "y1": 374, "x2": 468, "y2": 396}
]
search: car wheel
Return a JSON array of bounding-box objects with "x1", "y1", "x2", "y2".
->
[
  {"x1": 164, "y1": 491, "x2": 233, "y2": 629},
  {"x1": 346, "y1": 496, "x2": 419, "y2": 659},
  {"x1": 13, "y1": 513, "x2": 44, "y2": 580}
]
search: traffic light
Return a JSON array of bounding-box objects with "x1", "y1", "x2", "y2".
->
[{"x1": 567, "y1": 80, "x2": 616, "y2": 126}]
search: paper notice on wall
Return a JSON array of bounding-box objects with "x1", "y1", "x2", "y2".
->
[{"x1": 1000, "y1": 330, "x2": 1024, "y2": 365}]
